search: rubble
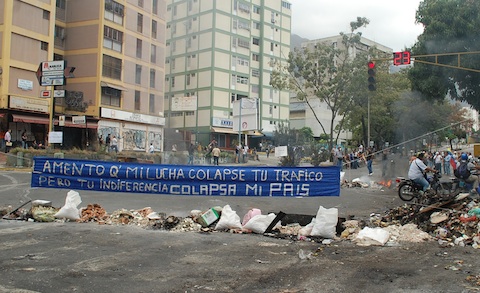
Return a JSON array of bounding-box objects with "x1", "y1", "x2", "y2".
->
[{"x1": 5, "y1": 186, "x2": 480, "y2": 251}]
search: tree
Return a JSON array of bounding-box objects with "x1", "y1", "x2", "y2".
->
[
  {"x1": 271, "y1": 17, "x2": 380, "y2": 151},
  {"x1": 409, "y1": 0, "x2": 480, "y2": 110}
]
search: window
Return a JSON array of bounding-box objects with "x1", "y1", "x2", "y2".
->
[
  {"x1": 152, "y1": 0, "x2": 158, "y2": 15},
  {"x1": 238, "y1": 38, "x2": 249, "y2": 48},
  {"x1": 171, "y1": 58, "x2": 176, "y2": 69},
  {"x1": 171, "y1": 77, "x2": 175, "y2": 87},
  {"x1": 41, "y1": 41, "x2": 48, "y2": 51},
  {"x1": 135, "y1": 64, "x2": 142, "y2": 84},
  {"x1": 271, "y1": 42, "x2": 274, "y2": 51},
  {"x1": 186, "y1": 75, "x2": 190, "y2": 86},
  {"x1": 151, "y1": 44, "x2": 157, "y2": 63},
  {"x1": 136, "y1": 38, "x2": 142, "y2": 58},
  {"x1": 57, "y1": 0, "x2": 66, "y2": 9},
  {"x1": 252, "y1": 69, "x2": 260, "y2": 77},
  {"x1": 237, "y1": 76, "x2": 248, "y2": 84},
  {"x1": 269, "y1": 105, "x2": 273, "y2": 114},
  {"x1": 103, "y1": 55, "x2": 122, "y2": 80},
  {"x1": 104, "y1": 26, "x2": 123, "y2": 52},
  {"x1": 253, "y1": 38, "x2": 259, "y2": 45},
  {"x1": 149, "y1": 94, "x2": 155, "y2": 113},
  {"x1": 105, "y1": 0, "x2": 124, "y2": 25},
  {"x1": 254, "y1": 22, "x2": 260, "y2": 30},
  {"x1": 137, "y1": 13, "x2": 143, "y2": 33},
  {"x1": 253, "y1": 6, "x2": 260, "y2": 14},
  {"x1": 138, "y1": 0, "x2": 144, "y2": 8},
  {"x1": 43, "y1": 10, "x2": 50, "y2": 20},
  {"x1": 282, "y1": 1, "x2": 291, "y2": 9},
  {"x1": 237, "y1": 56, "x2": 249, "y2": 66},
  {"x1": 252, "y1": 53, "x2": 259, "y2": 61},
  {"x1": 150, "y1": 69, "x2": 156, "y2": 88},
  {"x1": 135, "y1": 91, "x2": 141, "y2": 111},
  {"x1": 55, "y1": 26, "x2": 66, "y2": 41},
  {"x1": 173, "y1": 5, "x2": 177, "y2": 16},
  {"x1": 152, "y1": 20, "x2": 157, "y2": 39},
  {"x1": 187, "y1": 56, "x2": 191, "y2": 67},
  {"x1": 101, "y1": 87, "x2": 121, "y2": 107}
]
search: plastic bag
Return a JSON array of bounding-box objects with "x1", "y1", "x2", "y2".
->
[
  {"x1": 242, "y1": 208, "x2": 262, "y2": 226},
  {"x1": 310, "y1": 206, "x2": 338, "y2": 239},
  {"x1": 354, "y1": 227, "x2": 390, "y2": 246},
  {"x1": 299, "y1": 218, "x2": 316, "y2": 236},
  {"x1": 54, "y1": 190, "x2": 82, "y2": 220},
  {"x1": 243, "y1": 213, "x2": 276, "y2": 234},
  {"x1": 214, "y1": 205, "x2": 242, "y2": 230}
]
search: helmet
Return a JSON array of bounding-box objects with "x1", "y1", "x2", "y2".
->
[{"x1": 461, "y1": 153, "x2": 468, "y2": 160}]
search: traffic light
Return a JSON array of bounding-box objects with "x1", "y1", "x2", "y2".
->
[{"x1": 367, "y1": 61, "x2": 376, "y2": 91}]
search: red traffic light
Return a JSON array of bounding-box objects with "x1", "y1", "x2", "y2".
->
[{"x1": 368, "y1": 61, "x2": 375, "y2": 69}]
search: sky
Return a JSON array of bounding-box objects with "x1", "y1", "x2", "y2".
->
[{"x1": 288, "y1": 0, "x2": 425, "y2": 52}]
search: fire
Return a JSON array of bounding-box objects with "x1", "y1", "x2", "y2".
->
[{"x1": 378, "y1": 180, "x2": 393, "y2": 188}]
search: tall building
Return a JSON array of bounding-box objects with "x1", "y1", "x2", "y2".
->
[
  {"x1": 0, "y1": 0, "x2": 167, "y2": 151},
  {"x1": 164, "y1": 0, "x2": 292, "y2": 150}
]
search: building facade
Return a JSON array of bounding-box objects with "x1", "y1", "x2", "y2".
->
[
  {"x1": 164, "y1": 0, "x2": 292, "y2": 150},
  {"x1": 0, "y1": 0, "x2": 167, "y2": 152}
]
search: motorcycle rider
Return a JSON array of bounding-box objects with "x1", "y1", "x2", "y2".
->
[
  {"x1": 408, "y1": 152, "x2": 437, "y2": 195},
  {"x1": 460, "y1": 153, "x2": 480, "y2": 195}
]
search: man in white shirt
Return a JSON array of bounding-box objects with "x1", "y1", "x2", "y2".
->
[{"x1": 408, "y1": 152, "x2": 437, "y2": 192}]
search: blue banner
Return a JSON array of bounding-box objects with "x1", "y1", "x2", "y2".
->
[{"x1": 31, "y1": 157, "x2": 340, "y2": 197}]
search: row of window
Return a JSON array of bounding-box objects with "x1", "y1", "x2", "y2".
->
[
  {"x1": 101, "y1": 87, "x2": 156, "y2": 114},
  {"x1": 102, "y1": 54, "x2": 157, "y2": 88}
]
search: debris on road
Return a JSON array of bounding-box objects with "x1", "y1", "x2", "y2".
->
[{"x1": 5, "y1": 189, "x2": 480, "y2": 250}]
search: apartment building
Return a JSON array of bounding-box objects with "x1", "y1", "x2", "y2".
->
[
  {"x1": 164, "y1": 0, "x2": 292, "y2": 149},
  {"x1": 0, "y1": 0, "x2": 167, "y2": 151},
  {"x1": 290, "y1": 35, "x2": 392, "y2": 143}
]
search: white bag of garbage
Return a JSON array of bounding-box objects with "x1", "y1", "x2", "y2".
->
[
  {"x1": 354, "y1": 227, "x2": 390, "y2": 246},
  {"x1": 215, "y1": 205, "x2": 242, "y2": 230},
  {"x1": 54, "y1": 190, "x2": 82, "y2": 220},
  {"x1": 243, "y1": 213, "x2": 277, "y2": 234},
  {"x1": 310, "y1": 206, "x2": 338, "y2": 239}
]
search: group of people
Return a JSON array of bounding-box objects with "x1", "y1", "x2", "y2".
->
[
  {"x1": 333, "y1": 145, "x2": 375, "y2": 175},
  {"x1": 98, "y1": 134, "x2": 118, "y2": 153},
  {"x1": 408, "y1": 150, "x2": 480, "y2": 196}
]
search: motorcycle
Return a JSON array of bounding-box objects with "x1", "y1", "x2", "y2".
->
[{"x1": 396, "y1": 172, "x2": 454, "y2": 203}]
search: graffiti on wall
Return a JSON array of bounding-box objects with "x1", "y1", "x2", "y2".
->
[
  {"x1": 148, "y1": 132, "x2": 162, "y2": 150},
  {"x1": 98, "y1": 127, "x2": 119, "y2": 142},
  {"x1": 123, "y1": 129, "x2": 146, "y2": 150}
]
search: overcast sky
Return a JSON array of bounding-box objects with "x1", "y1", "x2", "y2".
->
[{"x1": 288, "y1": 0, "x2": 425, "y2": 52}]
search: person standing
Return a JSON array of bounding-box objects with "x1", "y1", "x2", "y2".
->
[
  {"x1": 433, "y1": 152, "x2": 443, "y2": 174},
  {"x1": 444, "y1": 152, "x2": 452, "y2": 175},
  {"x1": 335, "y1": 146, "x2": 344, "y2": 171},
  {"x1": 148, "y1": 143, "x2": 154, "y2": 153},
  {"x1": 188, "y1": 143, "x2": 195, "y2": 165},
  {"x1": 111, "y1": 135, "x2": 118, "y2": 153},
  {"x1": 366, "y1": 147, "x2": 374, "y2": 175},
  {"x1": 212, "y1": 145, "x2": 221, "y2": 166},
  {"x1": 105, "y1": 134, "x2": 111, "y2": 153},
  {"x1": 21, "y1": 131, "x2": 27, "y2": 149},
  {"x1": 4, "y1": 129, "x2": 12, "y2": 153},
  {"x1": 242, "y1": 144, "x2": 249, "y2": 163}
]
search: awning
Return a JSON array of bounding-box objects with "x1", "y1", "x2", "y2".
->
[
  {"x1": 211, "y1": 127, "x2": 239, "y2": 135},
  {"x1": 12, "y1": 114, "x2": 50, "y2": 124},
  {"x1": 12, "y1": 114, "x2": 98, "y2": 129},
  {"x1": 101, "y1": 81, "x2": 128, "y2": 91}
]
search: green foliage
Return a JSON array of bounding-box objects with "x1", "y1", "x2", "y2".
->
[{"x1": 409, "y1": 0, "x2": 480, "y2": 110}]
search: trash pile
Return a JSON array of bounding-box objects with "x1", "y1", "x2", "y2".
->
[{"x1": 3, "y1": 190, "x2": 480, "y2": 249}]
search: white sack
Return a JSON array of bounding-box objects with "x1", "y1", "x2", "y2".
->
[
  {"x1": 354, "y1": 227, "x2": 390, "y2": 246},
  {"x1": 215, "y1": 205, "x2": 242, "y2": 230},
  {"x1": 310, "y1": 206, "x2": 338, "y2": 239},
  {"x1": 54, "y1": 190, "x2": 82, "y2": 220},
  {"x1": 243, "y1": 213, "x2": 276, "y2": 234}
]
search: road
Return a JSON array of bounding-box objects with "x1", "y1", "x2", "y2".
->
[{"x1": 2, "y1": 160, "x2": 480, "y2": 292}]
